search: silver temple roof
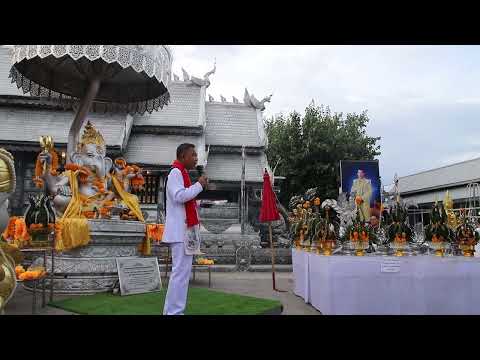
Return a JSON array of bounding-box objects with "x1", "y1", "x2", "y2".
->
[
  {"x1": 0, "y1": 106, "x2": 129, "y2": 150},
  {"x1": 133, "y1": 81, "x2": 202, "y2": 128},
  {"x1": 399, "y1": 157, "x2": 480, "y2": 194}
]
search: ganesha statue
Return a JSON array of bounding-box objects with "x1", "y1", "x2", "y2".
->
[{"x1": 35, "y1": 121, "x2": 144, "y2": 221}]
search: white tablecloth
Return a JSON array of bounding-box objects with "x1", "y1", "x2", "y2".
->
[
  {"x1": 293, "y1": 250, "x2": 480, "y2": 315},
  {"x1": 292, "y1": 248, "x2": 310, "y2": 302}
]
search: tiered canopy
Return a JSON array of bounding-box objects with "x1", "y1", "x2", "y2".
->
[
  {"x1": 9, "y1": 45, "x2": 172, "y2": 114},
  {"x1": 8, "y1": 45, "x2": 173, "y2": 159}
]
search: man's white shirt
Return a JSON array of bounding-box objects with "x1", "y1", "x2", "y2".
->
[{"x1": 162, "y1": 168, "x2": 203, "y2": 244}]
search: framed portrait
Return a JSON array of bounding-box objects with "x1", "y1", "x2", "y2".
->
[{"x1": 339, "y1": 160, "x2": 381, "y2": 209}]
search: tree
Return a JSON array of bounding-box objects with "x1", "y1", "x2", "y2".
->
[{"x1": 265, "y1": 103, "x2": 381, "y2": 206}]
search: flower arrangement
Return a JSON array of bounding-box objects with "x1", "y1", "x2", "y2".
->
[
  {"x1": 385, "y1": 202, "x2": 413, "y2": 256},
  {"x1": 345, "y1": 212, "x2": 375, "y2": 256},
  {"x1": 16, "y1": 265, "x2": 46, "y2": 281},
  {"x1": 455, "y1": 210, "x2": 479, "y2": 257},
  {"x1": 197, "y1": 258, "x2": 214, "y2": 265},
  {"x1": 424, "y1": 202, "x2": 454, "y2": 256}
]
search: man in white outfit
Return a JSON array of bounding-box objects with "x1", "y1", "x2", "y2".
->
[{"x1": 163, "y1": 143, "x2": 208, "y2": 315}]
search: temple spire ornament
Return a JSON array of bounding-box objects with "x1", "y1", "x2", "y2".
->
[
  {"x1": 244, "y1": 88, "x2": 252, "y2": 107},
  {"x1": 190, "y1": 60, "x2": 216, "y2": 87},
  {"x1": 393, "y1": 173, "x2": 400, "y2": 203},
  {"x1": 208, "y1": 94, "x2": 214, "y2": 102},
  {"x1": 182, "y1": 68, "x2": 190, "y2": 82},
  {"x1": 220, "y1": 95, "x2": 226, "y2": 102},
  {"x1": 232, "y1": 96, "x2": 239, "y2": 103},
  {"x1": 203, "y1": 60, "x2": 216, "y2": 84},
  {"x1": 173, "y1": 73, "x2": 180, "y2": 81},
  {"x1": 243, "y1": 88, "x2": 273, "y2": 111}
]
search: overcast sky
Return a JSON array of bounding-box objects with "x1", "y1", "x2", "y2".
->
[{"x1": 171, "y1": 45, "x2": 479, "y2": 185}]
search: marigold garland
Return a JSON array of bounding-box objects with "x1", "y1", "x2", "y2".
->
[
  {"x1": 3, "y1": 216, "x2": 17, "y2": 240},
  {"x1": 2, "y1": 216, "x2": 30, "y2": 248},
  {"x1": 131, "y1": 175, "x2": 145, "y2": 191},
  {"x1": 92, "y1": 178, "x2": 106, "y2": 193},
  {"x1": 115, "y1": 158, "x2": 126, "y2": 168},
  {"x1": 65, "y1": 163, "x2": 81, "y2": 172},
  {"x1": 54, "y1": 222, "x2": 63, "y2": 243},
  {"x1": 122, "y1": 166, "x2": 135, "y2": 175},
  {"x1": 146, "y1": 224, "x2": 164, "y2": 243},
  {"x1": 78, "y1": 167, "x2": 92, "y2": 184}
]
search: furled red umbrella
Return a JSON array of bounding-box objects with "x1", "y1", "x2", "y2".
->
[{"x1": 259, "y1": 169, "x2": 285, "y2": 292}]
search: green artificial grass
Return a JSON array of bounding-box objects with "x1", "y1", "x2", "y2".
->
[{"x1": 49, "y1": 287, "x2": 282, "y2": 315}]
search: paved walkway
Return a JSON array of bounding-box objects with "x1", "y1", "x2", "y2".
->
[{"x1": 4, "y1": 271, "x2": 320, "y2": 315}]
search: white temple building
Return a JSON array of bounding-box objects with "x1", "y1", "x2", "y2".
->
[{"x1": 0, "y1": 46, "x2": 275, "y2": 236}]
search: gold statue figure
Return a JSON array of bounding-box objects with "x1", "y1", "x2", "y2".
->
[{"x1": 443, "y1": 190, "x2": 459, "y2": 230}]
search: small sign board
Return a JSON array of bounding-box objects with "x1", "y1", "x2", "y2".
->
[
  {"x1": 381, "y1": 257, "x2": 401, "y2": 273},
  {"x1": 116, "y1": 257, "x2": 162, "y2": 296}
]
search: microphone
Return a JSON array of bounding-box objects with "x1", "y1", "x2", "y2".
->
[{"x1": 196, "y1": 165, "x2": 210, "y2": 191}]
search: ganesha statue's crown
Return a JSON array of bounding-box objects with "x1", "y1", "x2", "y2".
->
[{"x1": 78, "y1": 121, "x2": 106, "y2": 155}]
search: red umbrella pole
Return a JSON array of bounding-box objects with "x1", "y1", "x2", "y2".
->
[
  {"x1": 269, "y1": 222, "x2": 287, "y2": 292},
  {"x1": 269, "y1": 222, "x2": 276, "y2": 290}
]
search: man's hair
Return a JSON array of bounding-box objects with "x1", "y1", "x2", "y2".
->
[{"x1": 176, "y1": 143, "x2": 195, "y2": 159}]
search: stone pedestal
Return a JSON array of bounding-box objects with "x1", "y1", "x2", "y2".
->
[{"x1": 27, "y1": 219, "x2": 146, "y2": 294}]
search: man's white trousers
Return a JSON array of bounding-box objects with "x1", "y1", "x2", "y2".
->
[{"x1": 163, "y1": 242, "x2": 193, "y2": 315}]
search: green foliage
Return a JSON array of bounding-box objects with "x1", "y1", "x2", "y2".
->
[{"x1": 265, "y1": 103, "x2": 381, "y2": 206}]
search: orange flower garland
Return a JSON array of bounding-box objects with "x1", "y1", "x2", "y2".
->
[
  {"x1": 2, "y1": 216, "x2": 17, "y2": 240},
  {"x1": 131, "y1": 175, "x2": 145, "y2": 191},
  {"x1": 82, "y1": 211, "x2": 97, "y2": 219},
  {"x1": 65, "y1": 163, "x2": 81, "y2": 172},
  {"x1": 146, "y1": 224, "x2": 164, "y2": 243},
  {"x1": 78, "y1": 167, "x2": 92, "y2": 184},
  {"x1": 64, "y1": 163, "x2": 93, "y2": 184},
  {"x1": 2, "y1": 216, "x2": 30, "y2": 248},
  {"x1": 54, "y1": 223, "x2": 63, "y2": 244},
  {"x1": 122, "y1": 166, "x2": 134, "y2": 175},
  {"x1": 115, "y1": 158, "x2": 126, "y2": 168},
  {"x1": 92, "y1": 178, "x2": 106, "y2": 193},
  {"x1": 98, "y1": 207, "x2": 111, "y2": 218}
]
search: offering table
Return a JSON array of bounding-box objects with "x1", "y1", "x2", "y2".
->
[{"x1": 292, "y1": 248, "x2": 480, "y2": 315}]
